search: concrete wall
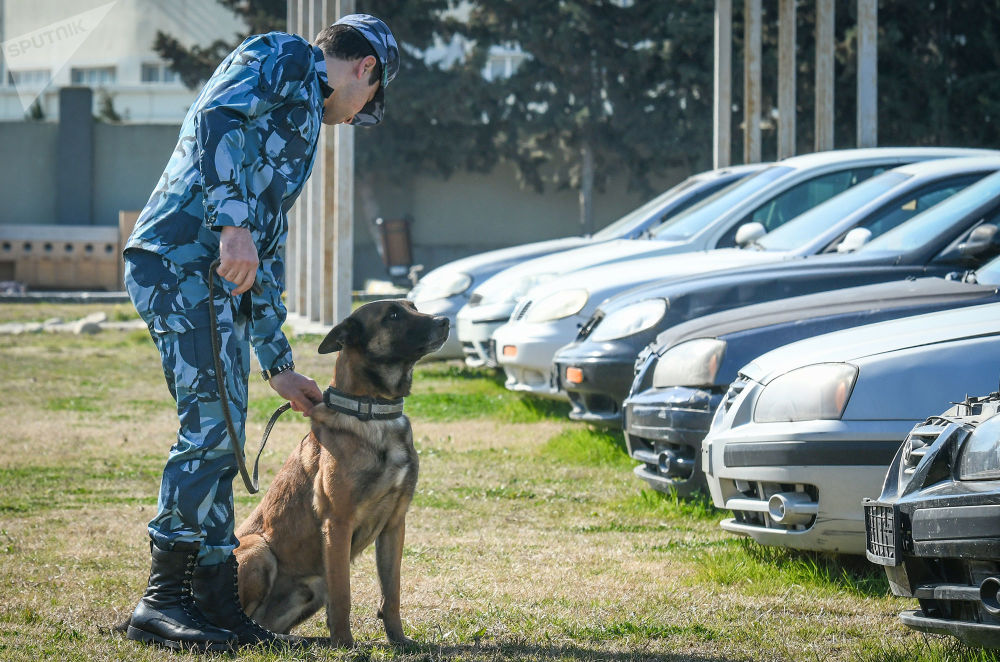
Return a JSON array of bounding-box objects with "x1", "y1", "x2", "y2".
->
[{"x1": 0, "y1": 119, "x2": 684, "y2": 287}]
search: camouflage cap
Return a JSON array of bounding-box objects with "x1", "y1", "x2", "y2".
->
[{"x1": 333, "y1": 13, "x2": 399, "y2": 127}]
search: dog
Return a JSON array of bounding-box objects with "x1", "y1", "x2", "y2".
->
[{"x1": 233, "y1": 299, "x2": 449, "y2": 646}]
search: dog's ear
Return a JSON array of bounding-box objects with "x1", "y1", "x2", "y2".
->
[{"x1": 318, "y1": 317, "x2": 361, "y2": 354}]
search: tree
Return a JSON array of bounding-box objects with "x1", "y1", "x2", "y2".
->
[
  {"x1": 154, "y1": 0, "x2": 498, "y2": 228},
  {"x1": 461, "y1": 1, "x2": 716, "y2": 233}
]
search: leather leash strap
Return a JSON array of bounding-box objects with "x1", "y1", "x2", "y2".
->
[{"x1": 208, "y1": 258, "x2": 289, "y2": 494}]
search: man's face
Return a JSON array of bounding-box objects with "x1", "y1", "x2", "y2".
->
[{"x1": 322, "y1": 55, "x2": 381, "y2": 126}]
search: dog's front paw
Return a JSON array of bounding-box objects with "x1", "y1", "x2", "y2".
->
[
  {"x1": 328, "y1": 632, "x2": 355, "y2": 648},
  {"x1": 386, "y1": 631, "x2": 417, "y2": 648}
]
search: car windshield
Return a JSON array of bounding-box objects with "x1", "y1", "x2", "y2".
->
[
  {"x1": 859, "y1": 170, "x2": 1000, "y2": 254},
  {"x1": 970, "y1": 254, "x2": 1000, "y2": 285},
  {"x1": 650, "y1": 165, "x2": 793, "y2": 241},
  {"x1": 755, "y1": 171, "x2": 910, "y2": 251},
  {"x1": 591, "y1": 178, "x2": 698, "y2": 239}
]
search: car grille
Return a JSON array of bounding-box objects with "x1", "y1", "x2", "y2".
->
[
  {"x1": 722, "y1": 376, "x2": 749, "y2": 413},
  {"x1": 902, "y1": 417, "x2": 950, "y2": 475},
  {"x1": 864, "y1": 502, "x2": 899, "y2": 566}
]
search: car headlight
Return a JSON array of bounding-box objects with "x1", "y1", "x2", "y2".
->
[
  {"x1": 410, "y1": 271, "x2": 472, "y2": 302},
  {"x1": 652, "y1": 338, "x2": 727, "y2": 388},
  {"x1": 589, "y1": 299, "x2": 667, "y2": 342},
  {"x1": 753, "y1": 363, "x2": 858, "y2": 423},
  {"x1": 522, "y1": 288, "x2": 589, "y2": 323},
  {"x1": 957, "y1": 414, "x2": 1000, "y2": 480}
]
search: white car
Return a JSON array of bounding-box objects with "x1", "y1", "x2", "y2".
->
[
  {"x1": 701, "y1": 303, "x2": 1000, "y2": 555},
  {"x1": 458, "y1": 147, "x2": 995, "y2": 367},
  {"x1": 410, "y1": 164, "x2": 763, "y2": 359},
  {"x1": 491, "y1": 155, "x2": 1000, "y2": 398}
]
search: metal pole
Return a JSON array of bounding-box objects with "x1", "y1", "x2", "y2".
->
[
  {"x1": 815, "y1": 0, "x2": 835, "y2": 151},
  {"x1": 743, "y1": 0, "x2": 761, "y2": 163},
  {"x1": 777, "y1": 0, "x2": 796, "y2": 159},
  {"x1": 713, "y1": 0, "x2": 732, "y2": 168},
  {"x1": 332, "y1": 0, "x2": 355, "y2": 325},
  {"x1": 285, "y1": 0, "x2": 299, "y2": 313},
  {"x1": 857, "y1": 0, "x2": 877, "y2": 147}
]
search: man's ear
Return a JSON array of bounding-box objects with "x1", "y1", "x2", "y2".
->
[
  {"x1": 318, "y1": 317, "x2": 361, "y2": 354},
  {"x1": 358, "y1": 54, "x2": 376, "y2": 80}
]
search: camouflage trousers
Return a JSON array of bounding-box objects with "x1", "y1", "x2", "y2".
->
[{"x1": 124, "y1": 249, "x2": 249, "y2": 566}]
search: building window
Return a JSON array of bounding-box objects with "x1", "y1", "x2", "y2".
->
[
  {"x1": 70, "y1": 66, "x2": 117, "y2": 86},
  {"x1": 141, "y1": 63, "x2": 178, "y2": 84},
  {"x1": 7, "y1": 69, "x2": 50, "y2": 87}
]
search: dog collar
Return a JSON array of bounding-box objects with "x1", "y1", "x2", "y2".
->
[{"x1": 323, "y1": 387, "x2": 404, "y2": 421}]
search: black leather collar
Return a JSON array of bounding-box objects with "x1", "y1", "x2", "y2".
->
[{"x1": 323, "y1": 387, "x2": 404, "y2": 421}]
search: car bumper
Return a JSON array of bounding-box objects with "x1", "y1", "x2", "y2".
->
[
  {"x1": 556, "y1": 357, "x2": 634, "y2": 425},
  {"x1": 702, "y1": 419, "x2": 913, "y2": 555},
  {"x1": 623, "y1": 386, "x2": 721, "y2": 493},
  {"x1": 493, "y1": 318, "x2": 585, "y2": 400},
  {"x1": 456, "y1": 304, "x2": 513, "y2": 368}
]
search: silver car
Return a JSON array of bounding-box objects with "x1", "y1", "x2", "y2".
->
[{"x1": 702, "y1": 303, "x2": 1000, "y2": 555}]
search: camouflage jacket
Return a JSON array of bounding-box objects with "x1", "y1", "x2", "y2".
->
[{"x1": 126, "y1": 31, "x2": 333, "y2": 373}]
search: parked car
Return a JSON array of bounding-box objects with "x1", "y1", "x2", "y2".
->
[
  {"x1": 409, "y1": 164, "x2": 763, "y2": 359},
  {"x1": 864, "y1": 392, "x2": 1000, "y2": 648},
  {"x1": 457, "y1": 148, "x2": 992, "y2": 367},
  {"x1": 554, "y1": 156, "x2": 1000, "y2": 423},
  {"x1": 624, "y1": 266, "x2": 1000, "y2": 497},
  {"x1": 701, "y1": 303, "x2": 1000, "y2": 555},
  {"x1": 495, "y1": 161, "x2": 1000, "y2": 400}
]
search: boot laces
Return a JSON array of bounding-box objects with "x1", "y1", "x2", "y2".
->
[{"x1": 228, "y1": 561, "x2": 275, "y2": 639}]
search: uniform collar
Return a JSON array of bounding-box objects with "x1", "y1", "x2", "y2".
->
[{"x1": 312, "y1": 44, "x2": 334, "y2": 99}]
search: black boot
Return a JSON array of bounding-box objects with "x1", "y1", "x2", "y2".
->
[
  {"x1": 127, "y1": 540, "x2": 236, "y2": 653},
  {"x1": 193, "y1": 555, "x2": 307, "y2": 650}
]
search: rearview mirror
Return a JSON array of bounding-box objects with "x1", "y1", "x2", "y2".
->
[
  {"x1": 959, "y1": 223, "x2": 1000, "y2": 256},
  {"x1": 836, "y1": 227, "x2": 872, "y2": 253},
  {"x1": 735, "y1": 222, "x2": 766, "y2": 247}
]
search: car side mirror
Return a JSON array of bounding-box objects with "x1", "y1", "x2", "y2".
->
[
  {"x1": 959, "y1": 223, "x2": 1000, "y2": 256},
  {"x1": 735, "y1": 222, "x2": 766, "y2": 247},
  {"x1": 836, "y1": 227, "x2": 873, "y2": 253}
]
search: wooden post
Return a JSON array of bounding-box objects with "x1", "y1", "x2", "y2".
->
[
  {"x1": 857, "y1": 0, "x2": 877, "y2": 147},
  {"x1": 815, "y1": 0, "x2": 835, "y2": 152},
  {"x1": 713, "y1": 0, "x2": 732, "y2": 169},
  {"x1": 743, "y1": 0, "x2": 761, "y2": 163},
  {"x1": 777, "y1": 0, "x2": 796, "y2": 159}
]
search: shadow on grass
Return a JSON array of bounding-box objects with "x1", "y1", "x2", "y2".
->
[{"x1": 343, "y1": 639, "x2": 742, "y2": 662}]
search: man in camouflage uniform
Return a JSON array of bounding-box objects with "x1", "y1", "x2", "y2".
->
[{"x1": 121, "y1": 15, "x2": 399, "y2": 652}]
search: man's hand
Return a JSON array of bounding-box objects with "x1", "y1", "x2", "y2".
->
[
  {"x1": 218, "y1": 226, "x2": 259, "y2": 295},
  {"x1": 268, "y1": 370, "x2": 323, "y2": 416}
]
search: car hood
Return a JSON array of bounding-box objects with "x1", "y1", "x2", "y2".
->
[
  {"x1": 654, "y1": 277, "x2": 1000, "y2": 352},
  {"x1": 742, "y1": 301, "x2": 1000, "y2": 384},
  {"x1": 529, "y1": 249, "x2": 796, "y2": 314},
  {"x1": 423, "y1": 236, "x2": 592, "y2": 280},
  {"x1": 471, "y1": 237, "x2": 691, "y2": 304}
]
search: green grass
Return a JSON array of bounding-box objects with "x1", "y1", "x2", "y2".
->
[
  {"x1": 538, "y1": 426, "x2": 633, "y2": 468},
  {"x1": 691, "y1": 536, "x2": 891, "y2": 598}
]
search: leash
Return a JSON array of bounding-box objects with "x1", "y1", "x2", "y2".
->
[{"x1": 208, "y1": 258, "x2": 289, "y2": 494}]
